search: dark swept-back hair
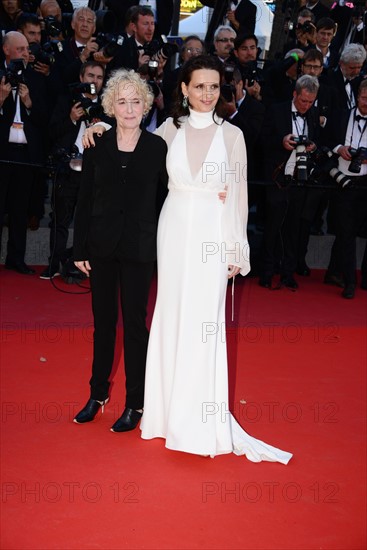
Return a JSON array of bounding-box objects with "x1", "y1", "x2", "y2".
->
[{"x1": 171, "y1": 55, "x2": 226, "y2": 128}]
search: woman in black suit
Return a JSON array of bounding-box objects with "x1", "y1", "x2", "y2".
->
[{"x1": 72, "y1": 69, "x2": 168, "y2": 431}]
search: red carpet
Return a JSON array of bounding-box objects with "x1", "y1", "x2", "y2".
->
[{"x1": 1, "y1": 268, "x2": 366, "y2": 550}]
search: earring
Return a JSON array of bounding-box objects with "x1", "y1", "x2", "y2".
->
[{"x1": 182, "y1": 95, "x2": 188, "y2": 109}]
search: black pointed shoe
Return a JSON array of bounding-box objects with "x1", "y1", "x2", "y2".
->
[
  {"x1": 73, "y1": 398, "x2": 109, "y2": 424},
  {"x1": 110, "y1": 408, "x2": 142, "y2": 432}
]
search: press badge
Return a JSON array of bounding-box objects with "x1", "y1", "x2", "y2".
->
[{"x1": 9, "y1": 121, "x2": 27, "y2": 144}]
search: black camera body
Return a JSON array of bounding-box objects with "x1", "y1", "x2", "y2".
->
[
  {"x1": 143, "y1": 36, "x2": 179, "y2": 60},
  {"x1": 348, "y1": 146, "x2": 367, "y2": 174},
  {"x1": 28, "y1": 42, "x2": 56, "y2": 66},
  {"x1": 95, "y1": 32, "x2": 124, "y2": 58},
  {"x1": 293, "y1": 134, "x2": 312, "y2": 147},
  {"x1": 239, "y1": 61, "x2": 258, "y2": 87},
  {"x1": 221, "y1": 64, "x2": 236, "y2": 102},
  {"x1": 44, "y1": 15, "x2": 64, "y2": 38},
  {"x1": 69, "y1": 82, "x2": 103, "y2": 122},
  {"x1": 296, "y1": 21, "x2": 315, "y2": 34},
  {"x1": 293, "y1": 134, "x2": 312, "y2": 183},
  {"x1": 0, "y1": 59, "x2": 26, "y2": 87}
]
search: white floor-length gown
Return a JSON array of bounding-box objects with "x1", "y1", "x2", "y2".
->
[{"x1": 140, "y1": 110, "x2": 292, "y2": 464}]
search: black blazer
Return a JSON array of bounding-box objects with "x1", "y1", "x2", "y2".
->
[
  {"x1": 230, "y1": 94, "x2": 265, "y2": 180},
  {"x1": 203, "y1": 0, "x2": 257, "y2": 46},
  {"x1": 73, "y1": 127, "x2": 168, "y2": 262},
  {"x1": 323, "y1": 67, "x2": 361, "y2": 110}
]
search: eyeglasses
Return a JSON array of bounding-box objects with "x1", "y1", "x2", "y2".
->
[
  {"x1": 185, "y1": 48, "x2": 203, "y2": 54},
  {"x1": 216, "y1": 37, "x2": 235, "y2": 43},
  {"x1": 303, "y1": 64, "x2": 322, "y2": 70}
]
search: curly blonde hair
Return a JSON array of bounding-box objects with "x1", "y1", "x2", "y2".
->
[{"x1": 101, "y1": 69, "x2": 154, "y2": 118}]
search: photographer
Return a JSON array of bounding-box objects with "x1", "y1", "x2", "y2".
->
[
  {"x1": 54, "y1": 6, "x2": 115, "y2": 88},
  {"x1": 283, "y1": 9, "x2": 317, "y2": 55},
  {"x1": 232, "y1": 33, "x2": 263, "y2": 101},
  {"x1": 312, "y1": 17, "x2": 338, "y2": 71},
  {"x1": 39, "y1": 60, "x2": 108, "y2": 280},
  {"x1": 212, "y1": 25, "x2": 236, "y2": 63},
  {"x1": 325, "y1": 79, "x2": 367, "y2": 299},
  {"x1": 325, "y1": 43, "x2": 366, "y2": 110},
  {"x1": 0, "y1": 30, "x2": 49, "y2": 274},
  {"x1": 263, "y1": 48, "x2": 305, "y2": 105},
  {"x1": 137, "y1": 59, "x2": 165, "y2": 132},
  {"x1": 107, "y1": 6, "x2": 155, "y2": 73},
  {"x1": 38, "y1": 0, "x2": 64, "y2": 42},
  {"x1": 259, "y1": 75, "x2": 320, "y2": 290}
]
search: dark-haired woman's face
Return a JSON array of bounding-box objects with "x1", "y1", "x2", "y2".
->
[{"x1": 181, "y1": 69, "x2": 220, "y2": 113}]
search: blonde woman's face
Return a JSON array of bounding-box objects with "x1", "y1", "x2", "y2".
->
[{"x1": 113, "y1": 83, "x2": 146, "y2": 128}]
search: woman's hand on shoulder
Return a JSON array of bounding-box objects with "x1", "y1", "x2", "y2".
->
[
  {"x1": 74, "y1": 260, "x2": 91, "y2": 277},
  {"x1": 82, "y1": 125, "x2": 107, "y2": 149}
]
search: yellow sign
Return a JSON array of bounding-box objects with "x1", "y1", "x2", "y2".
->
[{"x1": 180, "y1": 0, "x2": 203, "y2": 14}]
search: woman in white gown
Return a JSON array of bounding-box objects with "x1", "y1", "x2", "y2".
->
[
  {"x1": 84, "y1": 56, "x2": 292, "y2": 464},
  {"x1": 140, "y1": 56, "x2": 291, "y2": 463}
]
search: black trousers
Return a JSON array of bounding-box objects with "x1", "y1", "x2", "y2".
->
[
  {"x1": 328, "y1": 184, "x2": 367, "y2": 285},
  {"x1": 88, "y1": 252, "x2": 155, "y2": 410},
  {"x1": 0, "y1": 145, "x2": 37, "y2": 264},
  {"x1": 261, "y1": 185, "x2": 306, "y2": 277},
  {"x1": 49, "y1": 169, "x2": 81, "y2": 269}
]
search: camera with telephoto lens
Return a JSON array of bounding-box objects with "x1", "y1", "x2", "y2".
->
[
  {"x1": 143, "y1": 35, "x2": 179, "y2": 61},
  {"x1": 308, "y1": 146, "x2": 354, "y2": 188},
  {"x1": 221, "y1": 64, "x2": 236, "y2": 102},
  {"x1": 293, "y1": 134, "x2": 312, "y2": 184},
  {"x1": 0, "y1": 59, "x2": 26, "y2": 88},
  {"x1": 69, "y1": 82, "x2": 103, "y2": 122},
  {"x1": 95, "y1": 32, "x2": 124, "y2": 58},
  {"x1": 348, "y1": 146, "x2": 367, "y2": 174}
]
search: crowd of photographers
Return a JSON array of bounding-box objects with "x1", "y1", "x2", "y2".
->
[{"x1": 0, "y1": 0, "x2": 366, "y2": 299}]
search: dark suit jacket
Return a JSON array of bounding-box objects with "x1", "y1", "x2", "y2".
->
[
  {"x1": 203, "y1": 0, "x2": 256, "y2": 46},
  {"x1": 305, "y1": 1, "x2": 330, "y2": 22},
  {"x1": 54, "y1": 38, "x2": 85, "y2": 87},
  {"x1": 230, "y1": 93, "x2": 265, "y2": 179},
  {"x1": 73, "y1": 127, "x2": 168, "y2": 262},
  {"x1": 323, "y1": 67, "x2": 361, "y2": 111},
  {"x1": 108, "y1": 35, "x2": 140, "y2": 72},
  {"x1": 0, "y1": 65, "x2": 49, "y2": 164},
  {"x1": 261, "y1": 100, "x2": 319, "y2": 181}
]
